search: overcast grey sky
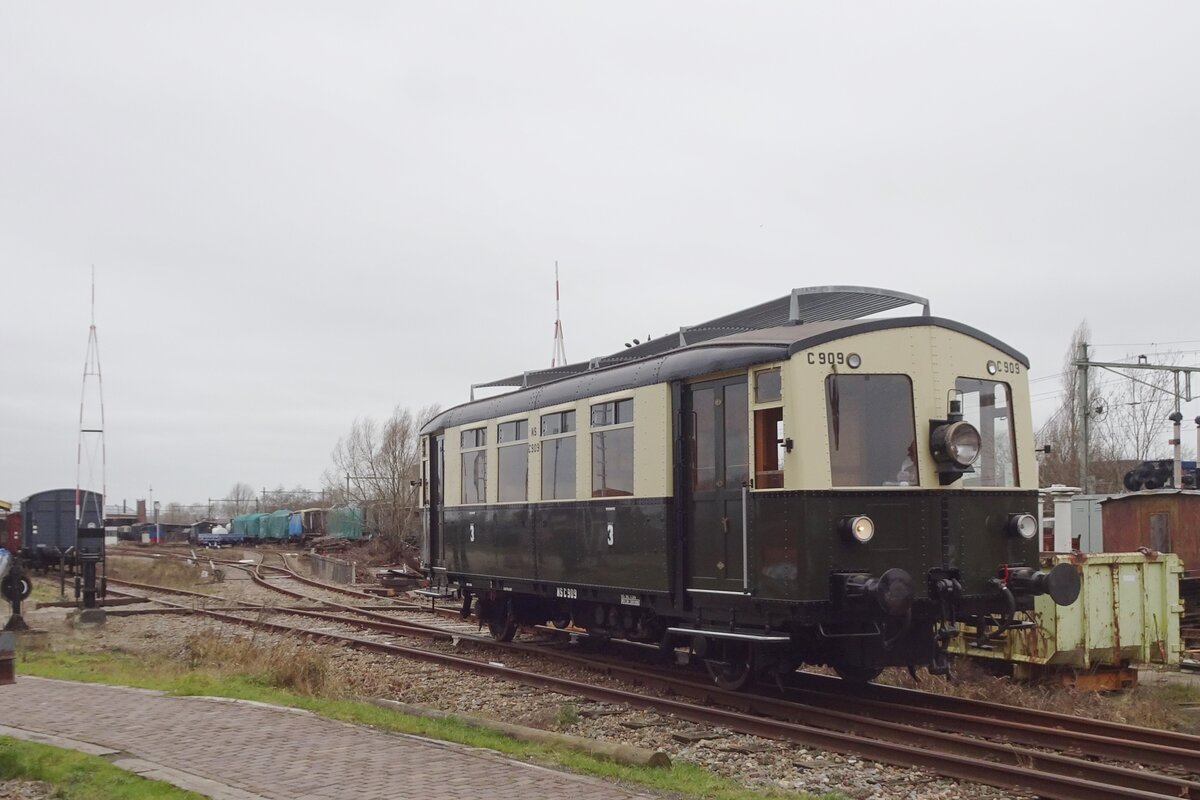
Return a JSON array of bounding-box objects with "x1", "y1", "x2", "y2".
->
[{"x1": 2, "y1": 3, "x2": 1198, "y2": 508}]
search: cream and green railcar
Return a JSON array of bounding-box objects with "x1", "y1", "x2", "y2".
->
[{"x1": 418, "y1": 287, "x2": 1080, "y2": 686}]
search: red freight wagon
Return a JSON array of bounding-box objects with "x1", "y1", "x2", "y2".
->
[
  {"x1": 4, "y1": 512, "x2": 18, "y2": 553},
  {"x1": 1100, "y1": 490, "x2": 1200, "y2": 578}
]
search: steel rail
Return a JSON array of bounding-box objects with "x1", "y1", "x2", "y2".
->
[
  {"x1": 233, "y1": 564, "x2": 1200, "y2": 779},
  {"x1": 143, "y1": 596, "x2": 1191, "y2": 800},
  {"x1": 107, "y1": 573, "x2": 457, "y2": 642},
  {"x1": 793, "y1": 670, "x2": 1200, "y2": 754},
  {"x1": 110, "y1": 551, "x2": 1200, "y2": 792},
  {"x1": 770, "y1": 682, "x2": 1200, "y2": 774},
  {"x1": 103, "y1": 573, "x2": 1200, "y2": 787},
  {"x1": 485, "y1": 640, "x2": 1200, "y2": 775}
]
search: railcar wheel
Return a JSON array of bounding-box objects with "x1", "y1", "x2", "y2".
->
[
  {"x1": 832, "y1": 663, "x2": 882, "y2": 684},
  {"x1": 551, "y1": 601, "x2": 572, "y2": 629},
  {"x1": 487, "y1": 608, "x2": 518, "y2": 642},
  {"x1": 705, "y1": 642, "x2": 755, "y2": 691}
]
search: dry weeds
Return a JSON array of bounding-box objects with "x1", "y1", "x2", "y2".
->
[
  {"x1": 106, "y1": 556, "x2": 218, "y2": 592},
  {"x1": 180, "y1": 629, "x2": 332, "y2": 695}
]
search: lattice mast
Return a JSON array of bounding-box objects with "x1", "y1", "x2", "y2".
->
[
  {"x1": 550, "y1": 262, "x2": 568, "y2": 368},
  {"x1": 76, "y1": 268, "x2": 107, "y2": 526}
]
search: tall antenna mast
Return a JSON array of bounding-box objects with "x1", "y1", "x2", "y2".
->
[
  {"x1": 550, "y1": 262, "x2": 568, "y2": 367},
  {"x1": 76, "y1": 266, "x2": 107, "y2": 527}
]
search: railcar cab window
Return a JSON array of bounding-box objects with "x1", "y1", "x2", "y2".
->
[
  {"x1": 460, "y1": 427, "x2": 487, "y2": 504},
  {"x1": 540, "y1": 410, "x2": 576, "y2": 500},
  {"x1": 753, "y1": 368, "x2": 785, "y2": 490},
  {"x1": 497, "y1": 420, "x2": 529, "y2": 502},
  {"x1": 825, "y1": 374, "x2": 918, "y2": 487},
  {"x1": 955, "y1": 378, "x2": 1017, "y2": 487},
  {"x1": 591, "y1": 399, "x2": 634, "y2": 497}
]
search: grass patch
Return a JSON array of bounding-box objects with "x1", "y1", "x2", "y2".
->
[
  {"x1": 30, "y1": 578, "x2": 67, "y2": 603},
  {"x1": 556, "y1": 702, "x2": 581, "y2": 729},
  {"x1": 0, "y1": 736, "x2": 204, "y2": 800},
  {"x1": 19, "y1": 643, "x2": 839, "y2": 800}
]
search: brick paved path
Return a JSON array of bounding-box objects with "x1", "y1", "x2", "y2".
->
[{"x1": 0, "y1": 677, "x2": 656, "y2": 800}]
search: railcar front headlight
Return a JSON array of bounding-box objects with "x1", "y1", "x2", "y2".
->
[
  {"x1": 840, "y1": 515, "x2": 875, "y2": 544},
  {"x1": 931, "y1": 421, "x2": 981, "y2": 469},
  {"x1": 1008, "y1": 513, "x2": 1038, "y2": 540}
]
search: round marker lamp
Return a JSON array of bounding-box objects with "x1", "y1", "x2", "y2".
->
[
  {"x1": 1009, "y1": 513, "x2": 1038, "y2": 540},
  {"x1": 841, "y1": 515, "x2": 875, "y2": 544}
]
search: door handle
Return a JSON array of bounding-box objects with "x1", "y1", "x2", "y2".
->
[{"x1": 721, "y1": 516, "x2": 729, "y2": 534}]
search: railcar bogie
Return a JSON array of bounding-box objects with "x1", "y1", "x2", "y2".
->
[{"x1": 419, "y1": 287, "x2": 1081, "y2": 685}]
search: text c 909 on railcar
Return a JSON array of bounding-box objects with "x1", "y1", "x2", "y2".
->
[{"x1": 415, "y1": 286, "x2": 1080, "y2": 687}]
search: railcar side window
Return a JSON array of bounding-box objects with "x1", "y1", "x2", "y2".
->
[
  {"x1": 540, "y1": 410, "x2": 574, "y2": 436},
  {"x1": 752, "y1": 367, "x2": 785, "y2": 489},
  {"x1": 755, "y1": 368, "x2": 782, "y2": 403},
  {"x1": 435, "y1": 435, "x2": 444, "y2": 505},
  {"x1": 955, "y1": 378, "x2": 1018, "y2": 487},
  {"x1": 825, "y1": 374, "x2": 917, "y2": 487},
  {"x1": 541, "y1": 411, "x2": 576, "y2": 499},
  {"x1": 460, "y1": 427, "x2": 487, "y2": 504},
  {"x1": 591, "y1": 400, "x2": 634, "y2": 497},
  {"x1": 690, "y1": 387, "x2": 717, "y2": 491},
  {"x1": 497, "y1": 420, "x2": 529, "y2": 502},
  {"x1": 724, "y1": 385, "x2": 749, "y2": 487},
  {"x1": 591, "y1": 399, "x2": 633, "y2": 427},
  {"x1": 754, "y1": 407, "x2": 785, "y2": 489}
]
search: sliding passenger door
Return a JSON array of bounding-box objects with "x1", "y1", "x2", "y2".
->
[{"x1": 684, "y1": 377, "x2": 749, "y2": 593}]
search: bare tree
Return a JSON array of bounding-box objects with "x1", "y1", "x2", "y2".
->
[
  {"x1": 223, "y1": 482, "x2": 257, "y2": 518},
  {"x1": 1036, "y1": 324, "x2": 1194, "y2": 492},
  {"x1": 260, "y1": 484, "x2": 326, "y2": 512},
  {"x1": 1108, "y1": 358, "x2": 1178, "y2": 462},
  {"x1": 161, "y1": 502, "x2": 192, "y2": 524},
  {"x1": 1036, "y1": 321, "x2": 1121, "y2": 491},
  {"x1": 322, "y1": 404, "x2": 440, "y2": 556}
]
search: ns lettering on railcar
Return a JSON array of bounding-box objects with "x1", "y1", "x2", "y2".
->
[{"x1": 416, "y1": 286, "x2": 1080, "y2": 687}]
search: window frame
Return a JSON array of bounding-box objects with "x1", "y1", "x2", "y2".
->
[
  {"x1": 954, "y1": 376, "x2": 1019, "y2": 488},
  {"x1": 751, "y1": 366, "x2": 785, "y2": 491},
  {"x1": 540, "y1": 409, "x2": 578, "y2": 501},
  {"x1": 824, "y1": 373, "x2": 919, "y2": 488},
  {"x1": 459, "y1": 426, "x2": 488, "y2": 505},
  {"x1": 495, "y1": 417, "x2": 530, "y2": 503},
  {"x1": 589, "y1": 397, "x2": 635, "y2": 498}
]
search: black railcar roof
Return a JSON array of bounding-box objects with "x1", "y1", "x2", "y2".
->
[
  {"x1": 20, "y1": 488, "x2": 102, "y2": 505},
  {"x1": 421, "y1": 316, "x2": 1027, "y2": 435}
]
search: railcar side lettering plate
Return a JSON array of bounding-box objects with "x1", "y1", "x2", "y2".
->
[{"x1": 806, "y1": 351, "x2": 851, "y2": 365}]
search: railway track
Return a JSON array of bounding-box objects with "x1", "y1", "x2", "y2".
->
[{"x1": 96, "y1": 554, "x2": 1200, "y2": 800}]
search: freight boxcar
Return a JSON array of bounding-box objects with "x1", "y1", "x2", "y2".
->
[{"x1": 19, "y1": 489, "x2": 103, "y2": 569}]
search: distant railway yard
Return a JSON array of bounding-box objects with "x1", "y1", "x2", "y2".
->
[{"x1": 7, "y1": 543, "x2": 1197, "y2": 800}]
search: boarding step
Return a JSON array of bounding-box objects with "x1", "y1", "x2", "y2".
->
[{"x1": 413, "y1": 587, "x2": 457, "y2": 599}]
